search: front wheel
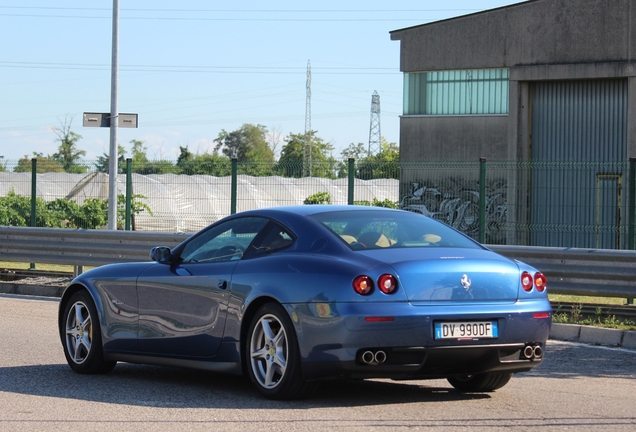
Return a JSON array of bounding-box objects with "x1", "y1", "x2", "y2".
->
[
  {"x1": 447, "y1": 372, "x2": 512, "y2": 392},
  {"x1": 61, "y1": 291, "x2": 116, "y2": 374},
  {"x1": 245, "y1": 303, "x2": 317, "y2": 400}
]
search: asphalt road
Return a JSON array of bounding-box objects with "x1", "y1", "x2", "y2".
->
[{"x1": 1, "y1": 294, "x2": 635, "y2": 432}]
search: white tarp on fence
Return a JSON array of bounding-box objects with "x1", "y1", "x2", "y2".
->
[{"x1": 0, "y1": 172, "x2": 398, "y2": 232}]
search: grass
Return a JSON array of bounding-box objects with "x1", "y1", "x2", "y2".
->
[
  {"x1": 550, "y1": 296, "x2": 636, "y2": 331},
  {"x1": 551, "y1": 309, "x2": 636, "y2": 331},
  {"x1": 548, "y1": 293, "x2": 630, "y2": 306}
]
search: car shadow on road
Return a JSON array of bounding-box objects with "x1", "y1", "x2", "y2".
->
[{"x1": 0, "y1": 362, "x2": 490, "y2": 408}]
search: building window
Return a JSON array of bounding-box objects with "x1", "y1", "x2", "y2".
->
[{"x1": 404, "y1": 68, "x2": 509, "y2": 115}]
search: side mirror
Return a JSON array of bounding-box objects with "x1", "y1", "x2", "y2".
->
[{"x1": 150, "y1": 246, "x2": 172, "y2": 264}]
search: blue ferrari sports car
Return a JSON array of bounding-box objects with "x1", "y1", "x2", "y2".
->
[{"x1": 59, "y1": 205, "x2": 551, "y2": 400}]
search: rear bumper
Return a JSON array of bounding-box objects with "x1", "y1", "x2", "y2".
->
[
  {"x1": 287, "y1": 299, "x2": 551, "y2": 381},
  {"x1": 301, "y1": 342, "x2": 544, "y2": 380}
]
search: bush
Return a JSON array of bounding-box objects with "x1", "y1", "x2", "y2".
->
[
  {"x1": 0, "y1": 190, "x2": 60, "y2": 227},
  {"x1": 372, "y1": 198, "x2": 399, "y2": 209},
  {"x1": 0, "y1": 190, "x2": 151, "y2": 229},
  {"x1": 354, "y1": 198, "x2": 398, "y2": 208},
  {"x1": 304, "y1": 192, "x2": 332, "y2": 205}
]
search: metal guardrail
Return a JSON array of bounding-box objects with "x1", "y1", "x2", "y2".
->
[
  {"x1": 0, "y1": 226, "x2": 188, "y2": 275},
  {"x1": 1, "y1": 226, "x2": 635, "y2": 299},
  {"x1": 489, "y1": 245, "x2": 636, "y2": 299}
]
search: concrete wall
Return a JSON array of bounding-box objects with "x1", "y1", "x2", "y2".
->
[
  {"x1": 399, "y1": 116, "x2": 509, "y2": 161},
  {"x1": 391, "y1": 0, "x2": 636, "y2": 72}
]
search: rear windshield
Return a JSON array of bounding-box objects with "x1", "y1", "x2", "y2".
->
[{"x1": 309, "y1": 210, "x2": 481, "y2": 251}]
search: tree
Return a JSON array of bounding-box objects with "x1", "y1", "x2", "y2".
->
[
  {"x1": 176, "y1": 146, "x2": 232, "y2": 176},
  {"x1": 176, "y1": 145, "x2": 193, "y2": 167},
  {"x1": 131, "y1": 139, "x2": 149, "y2": 169},
  {"x1": 357, "y1": 138, "x2": 399, "y2": 179},
  {"x1": 340, "y1": 142, "x2": 368, "y2": 160},
  {"x1": 13, "y1": 153, "x2": 64, "y2": 173},
  {"x1": 51, "y1": 117, "x2": 87, "y2": 173},
  {"x1": 277, "y1": 131, "x2": 336, "y2": 178},
  {"x1": 336, "y1": 142, "x2": 368, "y2": 178},
  {"x1": 267, "y1": 124, "x2": 284, "y2": 160},
  {"x1": 214, "y1": 124, "x2": 274, "y2": 162},
  {"x1": 339, "y1": 138, "x2": 400, "y2": 180},
  {"x1": 129, "y1": 139, "x2": 174, "y2": 174},
  {"x1": 95, "y1": 145, "x2": 126, "y2": 173}
]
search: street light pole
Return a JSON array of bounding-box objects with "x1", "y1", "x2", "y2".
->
[{"x1": 108, "y1": 0, "x2": 119, "y2": 230}]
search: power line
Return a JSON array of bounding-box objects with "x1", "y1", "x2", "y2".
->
[
  {"x1": 0, "y1": 6, "x2": 481, "y2": 13},
  {"x1": 0, "y1": 61, "x2": 397, "y2": 75},
  {"x1": 0, "y1": 13, "x2": 439, "y2": 22}
]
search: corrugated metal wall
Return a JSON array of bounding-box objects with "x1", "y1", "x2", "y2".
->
[{"x1": 530, "y1": 79, "x2": 628, "y2": 248}]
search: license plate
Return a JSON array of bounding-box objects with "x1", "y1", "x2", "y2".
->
[{"x1": 435, "y1": 321, "x2": 498, "y2": 340}]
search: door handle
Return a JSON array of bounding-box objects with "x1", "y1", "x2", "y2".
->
[{"x1": 218, "y1": 280, "x2": 228, "y2": 289}]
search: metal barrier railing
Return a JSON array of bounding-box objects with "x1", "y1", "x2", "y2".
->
[
  {"x1": 1, "y1": 226, "x2": 635, "y2": 300},
  {"x1": 0, "y1": 226, "x2": 188, "y2": 276}
]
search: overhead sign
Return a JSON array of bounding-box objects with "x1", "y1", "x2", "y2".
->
[{"x1": 83, "y1": 112, "x2": 138, "y2": 128}]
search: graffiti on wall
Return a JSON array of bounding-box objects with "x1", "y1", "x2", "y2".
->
[{"x1": 400, "y1": 179, "x2": 507, "y2": 243}]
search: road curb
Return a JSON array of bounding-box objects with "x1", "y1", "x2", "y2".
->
[
  {"x1": 550, "y1": 323, "x2": 636, "y2": 349},
  {"x1": 0, "y1": 282, "x2": 65, "y2": 298}
]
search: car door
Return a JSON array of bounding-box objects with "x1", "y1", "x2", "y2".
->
[{"x1": 136, "y1": 217, "x2": 269, "y2": 358}]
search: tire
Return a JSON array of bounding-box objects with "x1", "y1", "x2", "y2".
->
[
  {"x1": 60, "y1": 291, "x2": 116, "y2": 374},
  {"x1": 245, "y1": 303, "x2": 317, "y2": 400},
  {"x1": 447, "y1": 372, "x2": 512, "y2": 392}
]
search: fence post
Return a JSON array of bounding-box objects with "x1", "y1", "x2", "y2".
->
[
  {"x1": 231, "y1": 158, "x2": 238, "y2": 214},
  {"x1": 30, "y1": 158, "x2": 37, "y2": 270},
  {"x1": 125, "y1": 158, "x2": 132, "y2": 231},
  {"x1": 479, "y1": 157, "x2": 487, "y2": 243},
  {"x1": 348, "y1": 158, "x2": 355, "y2": 205},
  {"x1": 628, "y1": 158, "x2": 636, "y2": 304},
  {"x1": 30, "y1": 158, "x2": 37, "y2": 228}
]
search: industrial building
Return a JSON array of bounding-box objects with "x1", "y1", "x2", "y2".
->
[{"x1": 390, "y1": 0, "x2": 636, "y2": 248}]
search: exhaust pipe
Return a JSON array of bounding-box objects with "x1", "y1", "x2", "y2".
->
[
  {"x1": 523, "y1": 345, "x2": 535, "y2": 359},
  {"x1": 360, "y1": 350, "x2": 388, "y2": 365},
  {"x1": 522, "y1": 344, "x2": 543, "y2": 360},
  {"x1": 361, "y1": 351, "x2": 375, "y2": 364},
  {"x1": 374, "y1": 350, "x2": 387, "y2": 364}
]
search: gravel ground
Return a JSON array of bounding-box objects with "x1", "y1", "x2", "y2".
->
[{"x1": 8, "y1": 276, "x2": 71, "y2": 286}]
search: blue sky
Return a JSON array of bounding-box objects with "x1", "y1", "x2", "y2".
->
[{"x1": 0, "y1": 0, "x2": 526, "y2": 162}]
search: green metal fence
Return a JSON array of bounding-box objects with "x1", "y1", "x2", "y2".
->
[
  {"x1": 1, "y1": 157, "x2": 635, "y2": 251},
  {"x1": 400, "y1": 159, "x2": 636, "y2": 250}
]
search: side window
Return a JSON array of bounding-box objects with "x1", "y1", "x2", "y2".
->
[
  {"x1": 248, "y1": 223, "x2": 295, "y2": 257},
  {"x1": 180, "y1": 217, "x2": 269, "y2": 263}
]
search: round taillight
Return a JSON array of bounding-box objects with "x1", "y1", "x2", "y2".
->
[
  {"x1": 353, "y1": 275, "x2": 373, "y2": 295},
  {"x1": 377, "y1": 274, "x2": 398, "y2": 294},
  {"x1": 521, "y1": 271, "x2": 533, "y2": 292},
  {"x1": 534, "y1": 272, "x2": 547, "y2": 292}
]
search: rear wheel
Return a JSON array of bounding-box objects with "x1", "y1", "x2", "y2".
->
[
  {"x1": 61, "y1": 291, "x2": 116, "y2": 374},
  {"x1": 245, "y1": 303, "x2": 317, "y2": 400},
  {"x1": 447, "y1": 372, "x2": 512, "y2": 392}
]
